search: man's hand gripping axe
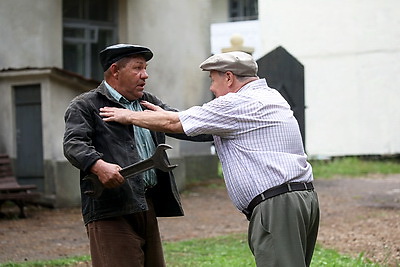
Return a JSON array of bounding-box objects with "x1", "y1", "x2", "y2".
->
[{"x1": 83, "y1": 144, "x2": 177, "y2": 198}]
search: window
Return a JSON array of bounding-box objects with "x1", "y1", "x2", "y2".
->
[
  {"x1": 229, "y1": 0, "x2": 258, "y2": 22},
  {"x1": 63, "y1": 0, "x2": 117, "y2": 81}
]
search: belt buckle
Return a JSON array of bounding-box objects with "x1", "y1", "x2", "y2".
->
[
  {"x1": 303, "y1": 182, "x2": 308, "y2": 190},
  {"x1": 287, "y1": 183, "x2": 292, "y2": 192}
]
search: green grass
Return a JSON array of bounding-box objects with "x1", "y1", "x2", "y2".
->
[
  {"x1": 163, "y1": 234, "x2": 255, "y2": 266},
  {"x1": 310, "y1": 156, "x2": 400, "y2": 179},
  {"x1": 312, "y1": 245, "x2": 382, "y2": 267},
  {"x1": 0, "y1": 255, "x2": 90, "y2": 267},
  {"x1": 1, "y1": 234, "x2": 383, "y2": 267},
  {"x1": 219, "y1": 155, "x2": 400, "y2": 180},
  {"x1": 164, "y1": 234, "x2": 383, "y2": 267}
]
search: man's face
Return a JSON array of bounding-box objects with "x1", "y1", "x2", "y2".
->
[
  {"x1": 209, "y1": 71, "x2": 230, "y2": 98},
  {"x1": 115, "y1": 56, "x2": 149, "y2": 101}
]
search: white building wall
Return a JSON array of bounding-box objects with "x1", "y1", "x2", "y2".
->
[
  {"x1": 257, "y1": 0, "x2": 400, "y2": 157},
  {"x1": 0, "y1": 0, "x2": 62, "y2": 70},
  {"x1": 211, "y1": 20, "x2": 263, "y2": 60}
]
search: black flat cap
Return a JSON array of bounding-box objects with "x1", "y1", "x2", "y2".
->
[{"x1": 99, "y1": 44, "x2": 153, "y2": 71}]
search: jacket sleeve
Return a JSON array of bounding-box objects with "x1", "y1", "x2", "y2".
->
[
  {"x1": 63, "y1": 95, "x2": 103, "y2": 173},
  {"x1": 142, "y1": 92, "x2": 214, "y2": 142}
]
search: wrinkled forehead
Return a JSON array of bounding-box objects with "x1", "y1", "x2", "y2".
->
[{"x1": 118, "y1": 55, "x2": 148, "y2": 67}]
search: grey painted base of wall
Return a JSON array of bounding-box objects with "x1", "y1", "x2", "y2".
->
[
  {"x1": 170, "y1": 154, "x2": 220, "y2": 191},
  {"x1": 42, "y1": 160, "x2": 81, "y2": 208}
]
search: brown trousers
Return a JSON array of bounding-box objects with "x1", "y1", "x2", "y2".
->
[{"x1": 86, "y1": 198, "x2": 165, "y2": 267}]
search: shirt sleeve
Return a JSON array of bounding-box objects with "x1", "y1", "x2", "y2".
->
[{"x1": 178, "y1": 95, "x2": 238, "y2": 138}]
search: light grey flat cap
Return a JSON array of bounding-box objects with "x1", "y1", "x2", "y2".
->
[{"x1": 199, "y1": 51, "x2": 258, "y2": 77}]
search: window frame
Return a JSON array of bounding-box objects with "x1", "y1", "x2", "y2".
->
[
  {"x1": 62, "y1": 0, "x2": 118, "y2": 80},
  {"x1": 229, "y1": 0, "x2": 258, "y2": 22}
]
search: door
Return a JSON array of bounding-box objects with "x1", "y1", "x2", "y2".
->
[{"x1": 14, "y1": 84, "x2": 44, "y2": 190}]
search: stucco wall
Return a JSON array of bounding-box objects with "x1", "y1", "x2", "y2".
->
[
  {"x1": 126, "y1": 0, "x2": 212, "y2": 109},
  {"x1": 258, "y1": 0, "x2": 400, "y2": 157},
  {"x1": 0, "y1": 0, "x2": 62, "y2": 70},
  {"x1": 125, "y1": 0, "x2": 215, "y2": 157},
  {"x1": 210, "y1": 0, "x2": 229, "y2": 23},
  {"x1": 0, "y1": 77, "x2": 17, "y2": 154},
  {"x1": 42, "y1": 76, "x2": 87, "y2": 161}
]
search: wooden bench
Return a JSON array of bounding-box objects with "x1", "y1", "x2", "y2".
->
[{"x1": 0, "y1": 154, "x2": 40, "y2": 218}]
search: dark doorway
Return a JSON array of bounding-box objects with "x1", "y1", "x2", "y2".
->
[
  {"x1": 14, "y1": 84, "x2": 44, "y2": 191},
  {"x1": 257, "y1": 46, "x2": 306, "y2": 148}
]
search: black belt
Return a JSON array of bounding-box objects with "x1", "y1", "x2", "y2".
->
[{"x1": 242, "y1": 182, "x2": 314, "y2": 221}]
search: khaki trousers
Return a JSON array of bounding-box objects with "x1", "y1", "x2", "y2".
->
[
  {"x1": 86, "y1": 198, "x2": 165, "y2": 267},
  {"x1": 248, "y1": 190, "x2": 320, "y2": 267}
]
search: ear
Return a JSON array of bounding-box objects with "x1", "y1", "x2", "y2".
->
[
  {"x1": 225, "y1": 71, "x2": 235, "y2": 86},
  {"x1": 109, "y1": 64, "x2": 119, "y2": 79}
]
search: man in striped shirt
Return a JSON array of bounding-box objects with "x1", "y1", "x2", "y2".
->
[{"x1": 100, "y1": 51, "x2": 320, "y2": 267}]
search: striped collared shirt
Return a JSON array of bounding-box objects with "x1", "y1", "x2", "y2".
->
[
  {"x1": 105, "y1": 82, "x2": 157, "y2": 188},
  {"x1": 179, "y1": 78, "x2": 313, "y2": 211}
]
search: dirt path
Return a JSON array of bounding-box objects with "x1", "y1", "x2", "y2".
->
[
  {"x1": 315, "y1": 174, "x2": 400, "y2": 266},
  {"x1": 0, "y1": 175, "x2": 399, "y2": 266}
]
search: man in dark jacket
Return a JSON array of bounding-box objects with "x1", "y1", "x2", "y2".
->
[{"x1": 63, "y1": 44, "x2": 211, "y2": 267}]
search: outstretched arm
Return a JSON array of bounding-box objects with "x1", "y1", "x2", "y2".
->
[{"x1": 100, "y1": 101, "x2": 184, "y2": 133}]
